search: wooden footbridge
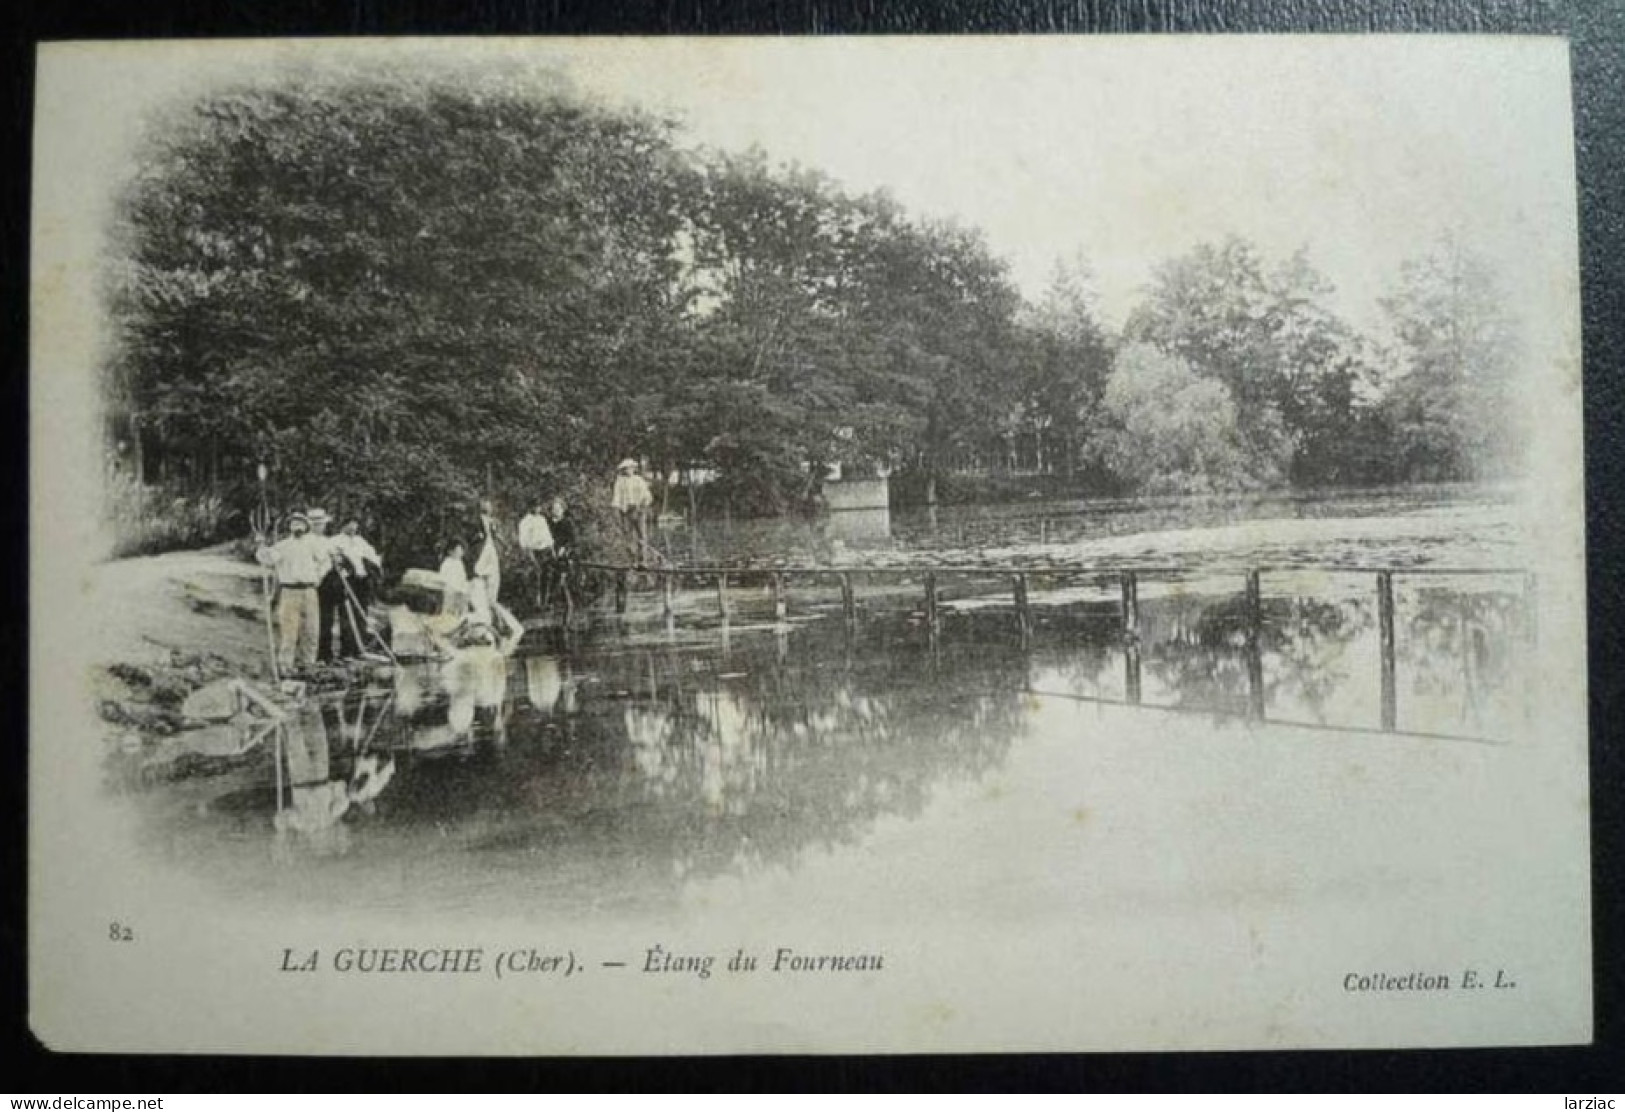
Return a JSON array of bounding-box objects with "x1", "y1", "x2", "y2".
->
[{"x1": 579, "y1": 559, "x2": 1536, "y2": 735}]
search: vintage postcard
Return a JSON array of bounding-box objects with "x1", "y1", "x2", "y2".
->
[{"x1": 29, "y1": 36, "x2": 1589, "y2": 1054}]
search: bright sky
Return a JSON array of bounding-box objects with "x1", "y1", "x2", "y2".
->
[
  {"x1": 39, "y1": 35, "x2": 1579, "y2": 335},
  {"x1": 545, "y1": 36, "x2": 1578, "y2": 334}
]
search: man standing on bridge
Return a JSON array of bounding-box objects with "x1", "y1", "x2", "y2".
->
[{"x1": 612, "y1": 458, "x2": 653, "y2": 557}]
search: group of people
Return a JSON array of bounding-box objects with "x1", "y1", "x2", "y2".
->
[
  {"x1": 439, "y1": 496, "x2": 579, "y2": 616},
  {"x1": 255, "y1": 508, "x2": 383, "y2": 675},
  {"x1": 434, "y1": 500, "x2": 503, "y2": 628},
  {"x1": 255, "y1": 460, "x2": 651, "y2": 673}
]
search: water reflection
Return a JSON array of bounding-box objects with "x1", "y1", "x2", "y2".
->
[
  {"x1": 118, "y1": 577, "x2": 1528, "y2": 910},
  {"x1": 394, "y1": 645, "x2": 513, "y2": 752},
  {"x1": 1018, "y1": 578, "x2": 1528, "y2": 741},
  {"x1": 1400, "y1": 587, "x2": 1528, "y2": 737},
  {"x1": 266, "y1": 697, "x2": 400, "y2": 857}
]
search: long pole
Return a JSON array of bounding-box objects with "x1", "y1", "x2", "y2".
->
[
  {"x1": 337, "y1": 569, "x2": 398, "y2": 666},
  {"x1": 255, "y1": 464, "x2": 280, "y2": 685},
  {"x1": 341, "y1": 586, "x2": 370, "y2": 663}
]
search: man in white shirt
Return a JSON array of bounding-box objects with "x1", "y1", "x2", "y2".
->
[
  {"x1": 255, "y1": 511, "x2": 328, "y2": 674},
  {"x1": 611, "y1": 459, "x2": 653, "y2": 553},
  {"x1": 333, "y1": 515, "x2": 383, "y2": 658},
  {"x1": 518, "y1": 500, "x2": 554, "y2": 607}
]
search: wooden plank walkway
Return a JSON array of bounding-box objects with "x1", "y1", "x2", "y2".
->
[{"x1": 572, "y1": 558, "x2": 1535, "y2": 740}]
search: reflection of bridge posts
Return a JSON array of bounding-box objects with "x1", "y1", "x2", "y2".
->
[
  {"x1": 1245, "y1": 570, "x2": 1265, "y2": 720},
  {"x1": 773, "y1": 573, "x2": 787, "y2": 622},
  {"x1": 840, "y1": 573, "x2": 856, "y2": 625},
  {"x1": 614, "y1": 570, "x2": 628, "y2": 614},
  {"x1": 1120, "y1": 571, "x2": 1141, "y2": 705},
  {"x1": 924, "y1": 573, "x2": 941, "y2": 659},
  {"x1": 1013, "y1": 573, "x2": 1032, "y2": 647},
  {"x1": 1378, "y1": 571, "x2": 1397, "y2": 731},
  {"x1": 661, "y1": 571, "x2": 675, "y2": 624},
  {"x1": 716, "y1": 572, "x2": 730, "y2": 622}
]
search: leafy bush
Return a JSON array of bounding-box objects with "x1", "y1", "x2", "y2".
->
[
  {"x1": 104, "y1": 468, "x2": 238, "y2": 558},
  {"x1": 1099, "y1": 344, "x2": 1284, "y2": 495}
]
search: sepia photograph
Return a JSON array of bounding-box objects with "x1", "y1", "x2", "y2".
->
[{"x1": 28, "y1": 35, "x2": 1591, "y2": 1055}]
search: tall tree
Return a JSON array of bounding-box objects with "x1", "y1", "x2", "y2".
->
[
  {"x1": 1012, "y1": 259, "x2": 1114, "y2": 481},
  {"x1": 1124, "y1": 238, "x2": 1372, "y2": 488},
  {"x1": 109, "y1": 77, "x2": 692, "y2": 561},
  {"x1": 685, "y1": 152, "x2": 1021, "y2": 510},
  {"x1": 1375, "y1": 237, "x2": 1523, "y2": 481}
]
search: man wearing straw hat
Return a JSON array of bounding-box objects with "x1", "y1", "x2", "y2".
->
[
  {"x1": 611, "y1": 458, "x2": 653, "y2": 554},
  {"x1": 255, "y1": 510, "x2": 328, "y2": 674}
]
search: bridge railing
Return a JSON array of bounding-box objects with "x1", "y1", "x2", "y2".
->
[{"x1": 575, "y1": 559, "x2": 1534, "y2": 738}]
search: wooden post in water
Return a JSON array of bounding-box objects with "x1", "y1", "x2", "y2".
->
[
  {"x1": 716, "y1": 572, "x2": 730, "y2": 622},
  {"x1": 1245, "y1": 569, "x2": 1265, "y2": 720},
  {"x1": 924, "y1": 572, "x2": 940, "y2": 633},
  {"x1": 614, "y1": 570, "x2": 628, "y2": 615},
  {"x1": 773, "y1": 573, "x2": 787, "y2": 622},
  {"x1": 662, "y1": 571, "x2": 675, "y2": 622},
  {"x1": 841, "y1": 572, "x2": 856, "y2": 624},
  {"x1": 1378, "y1": 571, "x2": 1397, "y2": 731},
  {"x1": 1013, "y1": 573, "x2": 1032, "y2": 645},
  {"x1": 1120, "y1": 571, "x2": 1140, "y2": 639},
  {"x1": 1121, "y1": 571, "x2": 1141, "y2": 704}
]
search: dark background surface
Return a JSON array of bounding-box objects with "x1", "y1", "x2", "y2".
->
[{"x1": 3, "y1": 0, "x2": 1621, "y2": 1092}]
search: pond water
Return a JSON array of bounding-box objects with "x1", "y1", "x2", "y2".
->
[
  {"x1": 663, "y1": 483, "x2": 1524, "y2": 571},
  {"x1": 111, "y1": 486, "x2": 1533, "y2": 918}
]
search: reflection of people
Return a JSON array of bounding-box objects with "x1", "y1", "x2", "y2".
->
[
  {"x1": 348, "y1": 753, "x2": 396, "y2": 809},
  {"x1": 274, "y1": 701, "x2": 352, "y2": 854},
  {"x1": 255, "y1": 511, "x2": 328, "y2": 674},
  {"x1": 281, "y1": 701, "x2": 333, "y2": 789},
  {"x1": 524, "y1": 655, "x2": 563, "y2": 711},
  {"x1": 403, "y1": 656, "x2": 493, "y2": 751},
  {"x1": 612, "y1": 460, "x2": 652, "y2": 552}
]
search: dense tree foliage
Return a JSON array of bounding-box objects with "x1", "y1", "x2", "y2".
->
[
  {"x1": 1007, "y1": 261, "x2": 1114, "y2": 483},
  {"x1": 105, "y1": 78, "x2": 1528, "y2": 562},
  {"x1": 1374, "y1": 238, "x2": 1524, "y2": 481},
  {"x1": 109, "y1": 78, "x2": 693, "y2": 561},
  {"x1": 1100, "y1": 344, "x2": 1259, "y2": 494}
]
